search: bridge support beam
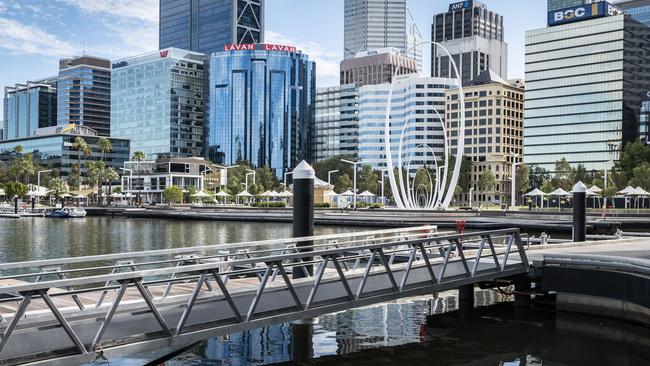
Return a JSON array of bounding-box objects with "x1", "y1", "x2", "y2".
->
[
  {"x1": 290, "y1": 318, "x2": 314, "y2": 361},
  {"x1": 293, "y1": 161, "x2": 315, "y2": 279},
  {"x1": 458, "y1": 284, "x2": 474, "y2": 320},
  {"x1": 514, "y1": 278, "x2": 531, "y2": 308}
]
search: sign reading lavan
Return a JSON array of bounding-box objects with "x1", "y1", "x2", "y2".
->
[
  {"x1": 223, "y1": 44, "x2": 297, "y2": 53},
  {"x1": 548, "y1": 1, "x2": 623, "y2": 26},
  {"x1": 449, "y1": 0, "x2": 472, "y2": 12}
]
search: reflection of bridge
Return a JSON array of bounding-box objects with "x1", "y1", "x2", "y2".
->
[{"x1": 0, "y1": 226, "x2": 528, "y2": 365}]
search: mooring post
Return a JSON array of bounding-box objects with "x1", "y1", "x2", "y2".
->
[
  {"x1": 292, "y1": 160, "x2": 315, "y2": 279},
  {"x1": 572, "y1": 181, "x2": 587, "y2": 242},
  {"x1": 458, "y1": 284, "x2": 474, "y2": 320},
  {"x1": 13, "y1": 196, "x2": 18, "y2": 214},
  {"x1": 31, "y1": 197, "x2": 35, "y2": 211},
  {"x1": 290, "y1": 318, "x2": 314, "y2": 361}
]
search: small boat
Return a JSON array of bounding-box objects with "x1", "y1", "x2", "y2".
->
[{"x1": 45, "y1": 207, "x2": 87, "y2": 218}]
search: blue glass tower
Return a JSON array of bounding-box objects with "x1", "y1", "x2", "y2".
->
[
  {"x1": 159, "y1": 0, "x2": 264, "y2": 55},
  {"x1": 3, "y1": 78, "x2": 57, "y2": 141},
  {"x1": 204, "y1": 44, "x2": 316, "y2": 177}
]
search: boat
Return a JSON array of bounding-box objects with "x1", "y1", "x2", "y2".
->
[{"x1": 45, "y1": 207, "x2": 87, "y2": 218}]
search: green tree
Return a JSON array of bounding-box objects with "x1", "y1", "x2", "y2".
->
[
  {"x1": 515, "y1": 164, "x2": 530, "y2": 202},
  {"x1": 47, "y1": 178, "x2": 68, "y2": 198},
  {"x1": 617, "y1": 140, "x2": 650, "y2": 181},
  {"x1": 185, "y1": 186, "x2": 198, "y2": 203},
  {"x1": 72, "y1": 137, "x2": 91, "y2": 190},
  {"x1": 12, "y1": 145, "x2": 23, "y2": 154},
  {"x1": 4, "y1": 182, "x2": 28, "y2": 198},
  {"x1": 335, "y1": 173, "x2": 352, "y2": 194},
  {"x1": 256, "y1": 165, "x2": 279, "y2": 191},
  {"x1": 551, "y1": 158, "x2": 573, "y2": 190},
  {"x1": 478, "y1": 170, "x2": 496, "y2": 192},
  {"x1": 163, "y1": 185, "x2": 183, "y2": 205},
  {"x1": 98, "y1": 137, "x2": 113, "y2": 195},
  {"x1": 68, "y1": 164, "x2": 80, "y2": 189},
  {"x1": 541, "y1": 180, "x2": 554, "y2": 194},
  {"x1": 571, "y1": 164, "x2": 590, "y2": 185},
  {"x1": 86, "y1": 161, "x2": 105, "y2": 189},
  {"x1": 528, "y1": 165, "x2": 550, "y2": 190},
  {"x1": 131, "y1": 151, "x2": 146, "y2": 203},
  {"x1": 629, "y1": 161, "x2": 650, "y2": 189},
  {"x1": 313, "y1": 155, "x2": 354, "y2": 184},
  {"x1": 103, "y1": 167, "x2": 120, "y2": 201},
  {"x1": 357, "y1": 165, "x2": 379, "y2": 194},
  {"x1": 446, "y1": 155, "x2": 472, "y2": 196}
]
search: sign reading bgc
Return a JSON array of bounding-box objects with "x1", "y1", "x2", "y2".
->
[
  {"x1": 548, "y1": 2, "x2": 624, "y2": 26},
  {"x1": 223, "y1": 43, "x2": 298, "y2": 53}
]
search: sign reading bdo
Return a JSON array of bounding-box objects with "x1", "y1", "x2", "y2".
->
[
  {"x1": 548, "y1": 2, "x2": 623, "y2": 26},
  {"x1": 223, "y1": 43, "x2": 297, "y2": 53}
]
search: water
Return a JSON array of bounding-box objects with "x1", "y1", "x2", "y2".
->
[{"x1": 2, "y1": 217, "x2": 649, "y2": 365}]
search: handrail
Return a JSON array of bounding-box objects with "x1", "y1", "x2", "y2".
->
[{"x1": 542, "y1": 253, "x2": 650, "y2": 276}]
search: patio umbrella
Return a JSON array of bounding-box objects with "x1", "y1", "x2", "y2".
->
[
  {"x1": 549, "y1": 188, "x2": 570, "y2": 212},
  {"x1": 109, "y1": 192, "x2": 124, "y2": 198},
  {"x1": 236, "y1": 190, "x2": 253, "y2": 204},
  {"x1": 524, "y1": 188, "x2": 548, "y2": 208},
  {"x1": 340, "y1": 190, "x2": 355, "y2": 196},
  {"x1": 191, "y1": 191, "x2": 213, "y2": 198},
  {"x1": 589, "y1": 185, "x2": 602, "y2": 193}
]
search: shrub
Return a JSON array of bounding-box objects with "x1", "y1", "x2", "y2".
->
[
  {"x1": 252, "y1": 201, "x2": 286, "y2": 208},
  {"x1": 314, "y1": 203, "x2": 331, "y2": 208}
]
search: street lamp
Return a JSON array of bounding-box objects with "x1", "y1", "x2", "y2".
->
[
  {"x1": 37, "y1": 169, "x2": 52, "y2": 206},
  {"x1": 604, "y1": 141, "x2": 618, "y2": 210},
  {"x1": 245, "y1": 172, "x2": 255, "y2": 192},
  {"x1": 510, "y1": 153, "x2": 522, "y2": 208},
  {"x1": 379, "y1": 168, "x2": 388, "y2": 206},
  {"x1": 212, "y1": 164, "x2": 239, "y2": 190},
  {"x1": 247, "y1": 169, "x2": 256, "y2": 186},
  {"x1": 469, "y1": 187, "x2": 475, "y2": 208},
  {"x1": 341, "y1": 159, "x2": 362, "y2": 209},
  {"x1": 284, "y1": 171, "x2": 294, "y2": 191},
  {"x1": 328, "y1": 170, "x2": 339, "y2": 185}
]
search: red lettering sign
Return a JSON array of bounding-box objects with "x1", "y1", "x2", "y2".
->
[
  {"x1": 223, "y1": 44, "x2": 256, "y2": 51},
  {"x1": 223, "y1": 43, "x2": 297, "y2": 53},
  {"x1": 160, "y1": 50, "x2": 169, "y2": 58}
]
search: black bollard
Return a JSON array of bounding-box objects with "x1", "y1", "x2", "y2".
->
[
  {"x1": 31, "y1": 197, "x2": 35, "y2": 211},
  {"x1": 13, "y1": 196, "x2": 18, "y2": 214},
  {"x1": 292, "y1": 160, "x2": 315, "y2": 279},
  {"x1": 458, "y1": 284, "x2": 474, "y2": 321},
  {"x1": 572, "y1": 181, "x2": 587, "y2": 242},
  {"x1": 290, "y1": 319, "x2": 314, "y2": 362}
]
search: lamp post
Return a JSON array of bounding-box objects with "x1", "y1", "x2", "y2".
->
[
  {"x1": 247, "y1": 169, "x2": 256, "y2": 186},
  {"x1": 604, "y1": 141, "x2": 618, "y2": 211},
  {"x1": 284, "y1": 171, "x2": 294, "y2": 191},
  {"x1": 327, "y1": 170, "x2": 339, "y2": 185},
  {"x1": 119, "y1": 168, "x2": 132, "y2": 204},
  {"x1": 245, "y1": 172, "x2": 255, "y2": 192},
  {"x1": 341, "y1": 159, "x2": 362, "y2": 209},
  {"x1": 37, "y1": 169, "x2": 52, "y2": 206},
  {"x1": 469, "y1": 187, "x2": 474, "y2": 208},
  {"x1": 511, "y1": 153, "x2": 522, "y2": 208},
  {"x1": 212, "y1": 164, "x2": 239, "y2": 190}
]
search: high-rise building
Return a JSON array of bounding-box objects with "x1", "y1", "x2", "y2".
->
[
  {"x1": 159, "y1": 0, "x2": 264, "y2": 55},
  {"x1": 340, "y1": 48, "x2": 418, "y2": 88},
  {"x1": 111, "y1": 48, "x2": 205, "y2": 159},
  {"x1": 524, "y1": 5, "x2": 650, "y2": 172},
  {"x1": 431, "y1": 1, "x2": 508, "y2": 85},
  {"x1": 547, "y1": 0, "x2": 595, "y2": 11},
  {"x1": 0, "y1": 124, "x2": 130, "y2": 180},
  {"x1": 314, "y1": 84, "x2": 359, "y2": 161},
  {"x1": 445, "y1": 70, "x2": 524, "y2": 205},
  {"x1": 3, "y1": 78, "x2": 57, "y2": 141},
  {"x1": 344, "y1": 0, "x2": 422, "y2": 71},
  {"x1": 204, "y1": 44, "x2": 315, "y2": 178},
  {"x1": 57, "y1": 56, "x2": 111, "y2": 136},
  {"x1": 615, "y1": 0, "x2": 650, "y2": 26},
  {"x1": 358, "y1": 75, "x2": 456, "y2": 170}
]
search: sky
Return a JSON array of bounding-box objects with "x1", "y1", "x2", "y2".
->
[{"x1": 0, "y1": 0, "x2": 548, "y2": 117}]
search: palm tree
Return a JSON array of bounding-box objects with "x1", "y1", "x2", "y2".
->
[
  {"x1": 103, "y1": 167, "x2": 119, "y2": 200},
  {"x1": 97, "y1": 137, "x2": 113, "y2": 198},
  {"x1": 72, "y1": 137, "x2": 91, "y2": 191},
  {"x1": 12, "y1": 145, "x2": 23, "y2": 155},
  {"x1": 131, "y1": 151, "x2": 146, "y2": 204}
]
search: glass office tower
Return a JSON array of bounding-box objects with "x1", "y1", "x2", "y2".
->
[
  {"x1": 314, "y1": 84, "x2": 359, "y2": 161},
  {"x1": 524, "y1": 13, "x2": 650, "y2": 171},
  {"x1": 111, "y1": 48, "x2": 205, "y2": 159},
  {"x1": 3, "y1": 78, "x2": 57, "y2": 141},
  {"x1": 615, "y1": 0, "x2": 650, "y2": 26},
  {"x1": 159, "y1": 0, "x2": 264, "y2": 55},
  {"x1": 57, "y1": 56, "x2": 111, "y2": 136},
  {"x1": 204, "y1": 44, "x2": 315, "y2": 178}
]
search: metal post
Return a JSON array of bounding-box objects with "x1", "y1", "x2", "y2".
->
[
  {"x1": 31, "y1": 197, "x2": 35, "y2": 211},
  {"x1": 327, "y1": 170, "x2": 339, "y2": 185},
  {"x1": 13, "y1": 196, "x2": 18, "y2": 214},
  {"x1": 572, "y1": 181, "x2": 587, "y2": 242},
  {"x1": 511, "y1": 153, "x2": 521, "y2": 208},
  {"x1": 290, "y1": 319, "x2": 314, "y2": 361},
  {"x1": 458, "y1": 284, "x2": 474, "y2": 320},
  {"x1": 293, "y1": 160, "x2": 315, "y2": 279}
]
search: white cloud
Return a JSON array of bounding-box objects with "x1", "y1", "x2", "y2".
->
[
  {"x1": 266, "y1": 30, "x2": 341, "y2": 86},
  {"x1": 0, "y1": 17, "x2": 77, "y2": 57},
  {"x1": 59, "y1": 0, "x2": 158, "y2": 23}
]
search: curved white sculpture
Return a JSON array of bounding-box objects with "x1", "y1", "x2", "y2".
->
[{"x1": 383, "y1": 41, "x2": 465, "y2": 210}]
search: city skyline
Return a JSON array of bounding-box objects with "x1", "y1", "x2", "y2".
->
[{"x1": 0, "y1": 0, "x2": 546, "y2": 117}]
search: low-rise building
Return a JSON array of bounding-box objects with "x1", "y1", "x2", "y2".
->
[
  {"x1": 445, "y1": 70, "x2": 524, "y2": 205},
  {"x1": 120, "y1": 157, "x2": 222, "y2": 203},
  {"x1": 0, "y1": 124, "x2": 130, "y2": 180},
  {"x1": 340, "y1": 48, "x2": 418, "y2": 88}
]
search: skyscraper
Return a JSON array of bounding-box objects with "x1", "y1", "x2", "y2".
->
[
  {"x1": 431, "y1": 1, "x2": 508, "y2": 85},
  {"x1": 340, "y1": 48, "x2": 418, "y2": 88},
  {"x1": 3, "y1": 78, "x2": 57, "y2": 141},
  {"x1": 524, "y1": 5, "x2": 650, "y2": 171},
  {"x1": 547, "y1": 0, "x2": 595, "y2": 11},
  {"x1": 204, "y1": 44, "x2": 315, "y2": 178},
  {"x1": 344, "y1": 0, "x2": 422, "y2": 71},
  {"x1": 614, "y1": 0, "x2": 650, "y2": 26},
  {"x1": 159, "y1": 0, "x2": 264, "y2": 55},
  {"x1": 57, "y1": 56, "x2": 111, "y2": 136},
  {"x1": 314, "y1": 84, "x2": 359, "y2": 161},
  {"x1": 111, "y1": 48, "x2": 205, "y2": 159}
]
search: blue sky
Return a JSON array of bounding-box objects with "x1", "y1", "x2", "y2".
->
[{"x1": 0, "y1": 0, "x2": 547, "y2": 117}]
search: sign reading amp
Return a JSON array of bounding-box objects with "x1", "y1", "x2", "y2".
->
[{"x1": 548, "y1": 2, "x2": 623, "y2": 26}]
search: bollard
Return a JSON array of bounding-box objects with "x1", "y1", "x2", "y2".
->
[
  {"x1": 31, "y1": 197, "x2": 35, "y2": 211},
  {"x1": 572, "y1": 181, "x2": 587, "y2": 242},
  {"x1": 292, "y1": 160, "x2": 315, "y2": 279},
  {"x1": 13, "y1": 196, "x2": 18, "y2": 214},
  {"x1": 290, "y1": 318, "x2": 314, "y2": 361},
  {"x1": 458, "y1": 284, "x2": 474, "y2": 321}
]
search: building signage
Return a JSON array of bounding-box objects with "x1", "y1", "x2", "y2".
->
[
  {"x1": 223, "y1": 43, "x2": 297, "y2": 53},
  {"x1": 160, "y1": 50, "x2": 169, "y2": 58},
  {"x1": 548, "y1": 2, "x2": 623, "y2": 26},
  {"x1": 449, "y1": 0, "x2": 472, "y2": 12}
]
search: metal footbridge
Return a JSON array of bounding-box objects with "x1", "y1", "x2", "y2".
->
[{"x1": 0, "y1": 226, "x2": 528, "y2": 365}]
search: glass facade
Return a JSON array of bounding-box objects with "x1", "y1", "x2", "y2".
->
[
  {"x1": 344, "y1": 0, "x2": 407, "y2": 58},
  {"x1": 0, "y1": 126, "x2": 130, "y2": 179},
  {"x1": 159, "y1": 0, "x2": 264, "y2": 55},
  {"x1": 57, "y1": 56, "x2": 111, "y2": 136},
  {"x1": 205, "y1": 46, "x2": 315, "y2": 178},
  {"x1": 616, "y1": 0, "x2": 650, "y2": 26},
  {"x1": 547, "y1": 0, "x2": 593, "y2": 11},
  {"x1": 358, "y1": 75, "x2": 456, "y2": 170},
  {"x1": 3, "y1": 80, "x2": 57, "y2": 141},
  {"x1": 431, "y1": 1, "x2": 507, "y2": 85},
  {"x1": 524, "y1": 15, "x2": 650, "y2": 171},
  {"x1": 111, "y1": 48, "x2": 205, "y2": 159},
  {"x1": 315, "y1": 84, "x2": 360, "y2": 161}
]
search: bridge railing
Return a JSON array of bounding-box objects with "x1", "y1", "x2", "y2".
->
[{"x1": 0, "y1": 227, "x2": 527, "y2": 365}]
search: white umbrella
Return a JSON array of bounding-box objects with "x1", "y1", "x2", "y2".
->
[
  {"x1": 618, "y1": 186, "x2": 635, "y2": 195},
  {"x1": 278, "y1": 191, "x2": 293, "y2": 198},
  {"x1": 237, "y1": 191, "x2": 253, "y2": 197},
  {"x1": 27, "y1": 191, "x2": 46, "y2": 197},
  {"x1": 524, "y1": 188, "x2": 548, "y2": 208},
  {"x1": 74, "y1": 194, "x2": 87, "y2": 199},
  {"x1": 110, "y1": 192, "x2": 124, "y2": 198},
  {"x1": 215, "y1": 190, "x2": 231, "y2": 204},
  {"x1": 269, "y1": 190, "x2": 281, "y2": 197},
  {"x1": 191, "y1": 191, "x2": 213, "y2": 198},
  {"x1": 340, "y1": 190, "x2": 355, "y2": 196},
  {"x1": 257, "y1": 190, "x2": 273, "y2": 197},
  {"x1": 359, "y1": 191, "x2": 376, "y2": 197},
  {"x1": 549, "y1": 188, "x2": 570, "y2": 212},
  {"x1": 589, "y1": 185, "x2": 602, "y2": 193},
  {"x1": 60, "y1": 193, "x2": 72, "y2": 198}
]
